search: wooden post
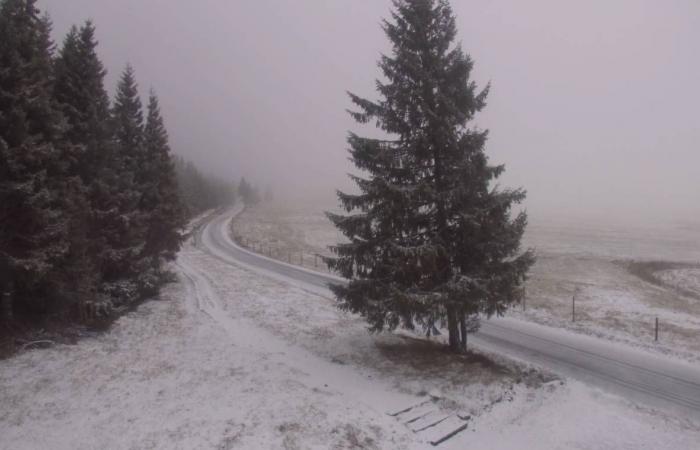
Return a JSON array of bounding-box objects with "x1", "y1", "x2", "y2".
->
[
  {"x1": 655, "y1": 317, "x2": 659, "y2": 342},
  {"x1": 572, "y1": 292, "x2": 576, "y2": 323},
  {"x1": 315, "y1": 255, "x2": 318, "y2": 268},
  {"x1": 459, "y1": 315, "x2": 467, "y2": 352}
]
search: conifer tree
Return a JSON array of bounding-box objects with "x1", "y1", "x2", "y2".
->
[
  {"x1": 327, "y1": 0, "x2": 534, "y2": 352},
  {"x1": 54, "y1": 21, "x2": 111, "y2": 181},
  {"x1": 104, "y1": 65, "x2": 147, "y2": 285},
  {"x1": 238, "y1": 177, "x2": 257, "y2": 207},
  {"x1": 53, "y1": 20, "x2": 115, "y2": 309},
  {"x1": 173, "y1": 156, "x2": 236, "y2": 216},
  {"x1": 0, "y1": 0, "x2": 68, "y2": 317},
  {"x1": 141, "y1": 90, "x2": 185, "y2": 265}
]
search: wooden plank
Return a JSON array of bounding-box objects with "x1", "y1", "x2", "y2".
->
[
  {"x1": 400, "y1": 403, "x2": 438, "y2": 424},
  {"x1": 386, "y1": 397, "x2": 431, "y2": 417},
  {"x1": 430, "y1": 422, "x2": 469, "y2": 446},
  {"x1": 408, "y1": 410, "x2": 451, "y2": 433},
  {"x1": 421, "y1": 415, "x2": 469, "y2": 446}
]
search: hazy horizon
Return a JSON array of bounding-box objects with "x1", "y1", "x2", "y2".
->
[{"x1": 38, "y1": 0, "x2": 700, "y2": 227}]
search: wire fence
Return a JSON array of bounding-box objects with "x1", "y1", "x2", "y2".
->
[{"x1": 231, "y1": 234, "x2": 332, "y2": 274}]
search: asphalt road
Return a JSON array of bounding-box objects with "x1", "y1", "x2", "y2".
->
[{"x1": 196, "y1": 207, "x2": 700, "y2": 418}]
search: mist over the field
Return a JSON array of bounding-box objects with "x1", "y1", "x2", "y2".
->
[{"x1": 38, "y1": 0, "x2": 700, "y2": 226}]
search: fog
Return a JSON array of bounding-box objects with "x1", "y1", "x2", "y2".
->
[{"x1": 38, "y1": 0, "x2": 700, "y2": 226}]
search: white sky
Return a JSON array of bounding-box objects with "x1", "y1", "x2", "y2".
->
[{"x1": 38, "y1": 0, "x2": 700, "y2": 226}]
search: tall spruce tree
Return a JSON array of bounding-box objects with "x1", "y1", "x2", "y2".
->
[
  {"x1": 53, "y1": 20, "x2": 115, "y2": 309},
  {"x1": 0, "y1": 0, "x2": 69, "y2": 318},
  {"x1": 54, "y1": 21, "x2": 111, "y2": 182},
  {"x1": 327, "y1": 0, "x2": 534, "y2": 352},
  {"x1": 105, "y1": 64, "x2": 147, "y2": 286},
  {"x1": 141, "y1": 90, "x2": 185, "y2": 266}
]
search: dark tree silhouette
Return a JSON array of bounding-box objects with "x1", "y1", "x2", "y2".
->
[{"x1": 327, "y1": 0, "x2": 534, "y2": 352}]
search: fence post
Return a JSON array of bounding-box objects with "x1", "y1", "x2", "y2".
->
[
  {"x1": 655, "y1": 317, "x2": 659, "y2": 342},
  {"x1": 572, "y1": 292, "x2": 576, "y2": 323}
]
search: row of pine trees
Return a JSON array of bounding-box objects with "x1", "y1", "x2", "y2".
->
[{"x1": 0, "y1": 0, "x2": 193, "y2": 325}]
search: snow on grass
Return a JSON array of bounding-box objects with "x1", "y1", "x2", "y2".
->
[
  {"x1": 443, "y1": 380, "x2": 700, "y2": 450},
  {"x1": 0, "y1": 263, "x2": 419, "y2": 449},
  {"x1": 2, "y1": 236, "x2": 699, "y2": 449},
  {"x1": 185, "y1": 240, "x2": 529, "y2": 414},
  {"x1": 658, "y1": 268, "x2": 700, "y2": 298},
  {"x1": 231, "y1": 203, "x2": 345, "y2": 274},
  {"x1": 512, "y1": 254, "x2": 700, "y2": 363},
  {"x1": 233, "y1": 205, "x2": 700, "y2": 363}
]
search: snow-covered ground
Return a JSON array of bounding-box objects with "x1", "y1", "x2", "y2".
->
[
  {"x1": 658, "y1": 268, "x2": 700, "y2": 297},
  {"x1": 231, "y1": 203, "x2": 343, "y2": 274},
  {"x1": 512, "y1": 255, "x2": 700, "y2": 363},
  {"x1": 2, "y1": 227, "x2": 700, "y2": 448},
  {"x1": 233, "y1": 203, "x2": 700, "y2": 363}
]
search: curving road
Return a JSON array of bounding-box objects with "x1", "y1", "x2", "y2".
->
[{"x1": 195, "y1": 207, "x2": 700, "y2": 419}]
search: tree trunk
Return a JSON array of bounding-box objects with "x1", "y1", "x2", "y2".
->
[
  {"x1": 447, "y1": 307, "x2": 460, "y2": 352},
  {"x1": 1, "y1": 288, "x2": 13, "y2": 323},
  {"x1": 459, "y1": 314, "x2": 467, "y2": 352}
]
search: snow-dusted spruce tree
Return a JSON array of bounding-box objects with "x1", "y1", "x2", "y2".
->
[
  {"x1": 53, "y1": 21, "x2": 114, "y2": 310},
  {"x1": 105, "y1": 65, "x2": 149, "y2": 293},
  {"x1": 0, "y1": 0, "x2": 69, "y2": 318},
  {"x1": 141, "y1": 91, "x2": 185, "y2": 269},
  {"x1": 327, "y1": 0, "x2": 534, "y2": 352},
  {"x1": 54, "y1": 21, "x2": 112, "y2": 186}
]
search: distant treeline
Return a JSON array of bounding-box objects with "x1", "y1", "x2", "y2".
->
[
  {"x1": 0, "y1": 0, "x2": 233, "y2": 330},
  {"x1": 174, "y1": 156, "x2": 236, "y2": 217}
]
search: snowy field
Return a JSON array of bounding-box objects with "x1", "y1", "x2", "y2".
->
[
  {"x1": 2, "y1": 222, "x2": 700, "y2": 448},
  {"x1": 233, "y1": 203, "x2": 700, "y2": 363}
]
